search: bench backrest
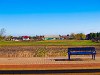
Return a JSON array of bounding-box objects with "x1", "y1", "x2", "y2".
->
[{"x1": 68, "y1": 47, "x2": 96, "y2": 52}]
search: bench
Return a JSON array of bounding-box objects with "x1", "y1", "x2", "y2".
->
[{"x1": 68, "y1": 47, "x2": 96, "y2": 60}]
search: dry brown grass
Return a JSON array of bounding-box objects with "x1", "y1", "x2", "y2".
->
[{"x1": 0, "y1": 46, "x2": 99, "y2": 57}]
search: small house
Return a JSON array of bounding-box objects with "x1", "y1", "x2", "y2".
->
[
  {"x1": 12, "y1": 37, "x2": 20, "y2": 41},
  {"x1": 60, "y1": 35, "x2": 70, "y2": 40},
  {"x1": 44, "y1": 35, "x2": 60, "y2": 40},
  {"x1": 22, "y1": 36, "x2": 30, "y2": 40}
]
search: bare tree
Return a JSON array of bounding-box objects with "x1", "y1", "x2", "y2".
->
[
  {"x1": 0, "y1": 28, "x2": 6, "y2": 41},
  {"x1": 0, "y1": 28, "x2": 6, "y2": 36}
]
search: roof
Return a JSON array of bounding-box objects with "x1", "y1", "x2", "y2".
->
[
  {"x1": 22, "y1": 36, "x2": 29, "y2": 38},
  {"x1": 44, "y1": 35, "x2": 60, "y2": 38}
]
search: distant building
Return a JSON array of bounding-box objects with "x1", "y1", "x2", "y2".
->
[
  {"x1": 60, "y1": 35, "x2": 69, "y2": 40},
  {"x1": 22, "y1": 36, "x2": 30, "y2": 40},
  {"x1": 12, "y1": 37, "x2": 21, "y2": 41},
  {"x1": 44, "y1": 35, "x2": 60, "y2": 40},
  {"x1": 36, "y1": 35, "x2": 44, "y2": 40}
]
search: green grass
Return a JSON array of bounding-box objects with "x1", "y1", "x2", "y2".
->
[{"x1": 0, "y1": 40, "x2": 99, "y2": 46}]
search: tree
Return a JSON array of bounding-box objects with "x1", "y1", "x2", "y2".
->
[
  {"x1": 69, "y1": 33, "x2": 75, "y2": 39},
  {"x1": 0, "y1": 28, "x2": 6, "y2": 41},
  {"x1": 74, "y1": 33, "x2": 86, "y2": 40},
  {"x1": 0, "y1": 28, "x2": 6, "y2": 36},
  {"x1": 97, "y1": 32, "x2": 99, "y2": 37},
  {"x1": 92, "y1": 33, "x2": 97, "y2": 39},
  {"x1": 97, "y1": 32, "x2": 100, "y2": 38},
  {"x1": 75, "y1": 34, "x2": 80, "y2": 40},
  {"x1": 80, "y1": 33, "x2": 86, "y2": 40},
  {"x1": 90, "y1": 33, "x2": 93, "y2": 40}
]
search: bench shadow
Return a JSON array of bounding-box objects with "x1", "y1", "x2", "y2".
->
[
  {"x1": 53, "y1": 58, "x2": 83, "y2": 61},
  {"x1": 67, "y1": 58, "x2": 83, "y2": 61}
]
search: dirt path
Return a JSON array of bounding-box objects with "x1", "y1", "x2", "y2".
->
[
  {"x1": 0, "y1": 56, "x2": 100, "y2": 70},
  {"x1": 0, "y1": 63, "x2": 100, "y2": 70},
  {"x1": 0, "y1": 57, "x2": 100, "y2": 65}
]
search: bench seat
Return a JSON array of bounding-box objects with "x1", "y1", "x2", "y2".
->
[{"x1": 69, "y1": 52, "x2": 95, "y2": 55}]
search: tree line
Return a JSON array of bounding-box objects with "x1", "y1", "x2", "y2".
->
[
  {"x1": 86, "y1": 32, "x2": 100, "y2": 40},
  {"x1": 0, "y1": 28, "x2": 100, "y2": 42}
]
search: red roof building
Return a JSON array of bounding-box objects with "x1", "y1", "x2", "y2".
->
[{"x1": 22, "y1": 36, "x2": 30, "y2": 40}]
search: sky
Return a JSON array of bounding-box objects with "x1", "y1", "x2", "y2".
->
[{"x1": 0, "y1": 0, "x2": 100, "y2": 36}]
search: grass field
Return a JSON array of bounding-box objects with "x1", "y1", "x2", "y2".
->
[{"x1": 0, "y1": 40, "x2": 99, "y2": 46}]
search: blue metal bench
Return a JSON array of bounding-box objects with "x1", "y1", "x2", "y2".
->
[{"x1": 68, "y1": 47, "x2": 96, "y2": 60}]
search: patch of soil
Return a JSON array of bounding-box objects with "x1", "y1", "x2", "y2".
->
[{"x1": 0, "y1": 63, "x2": 100, "y2": 69}]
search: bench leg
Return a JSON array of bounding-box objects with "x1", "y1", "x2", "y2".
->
[
  {"x1": 92, "y1": 54, "x2": 95, "y2": 60},
  {"x1": 94, "y1": 55, "x2": 95, "y2": 60},
  {"x1": 68, "y1": 54, "x2": 70, "y2": 60},
  {"x1": 92, "y1": 54, "x2": 94, "y2": 59}
]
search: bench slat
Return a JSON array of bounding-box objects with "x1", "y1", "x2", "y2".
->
[{"x1": 69, "y1": 52, "x2": 95, "y2": 55}]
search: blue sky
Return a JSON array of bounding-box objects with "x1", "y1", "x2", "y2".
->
[{"x1": 0, "y1": 0, "x2": 100, "y2": 36}]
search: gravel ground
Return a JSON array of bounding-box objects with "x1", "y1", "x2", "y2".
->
[{"x1": 0, "y1": 56, "x2": 100, "y2": 65}]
